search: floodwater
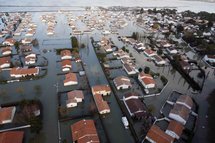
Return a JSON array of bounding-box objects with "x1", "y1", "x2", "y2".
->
[{"x1": 0, "y1": 1, "x2": 215, "y2": 143}]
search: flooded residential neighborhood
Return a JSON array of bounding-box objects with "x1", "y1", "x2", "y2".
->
[{"x1": 0, "y1": 1, "x2": 215, "y2": 143}]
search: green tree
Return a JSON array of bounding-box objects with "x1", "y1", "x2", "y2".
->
[
  {"x1": 144, "y1": 67, "x2": 150, "y2": 74},
  {"x1": 14, "y1": 41, "x2": 20, "y2": 53}
]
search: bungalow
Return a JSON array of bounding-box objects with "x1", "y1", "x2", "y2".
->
[
  {"x1": 25, "y1": 53, "x2": 36, "y2": 65},
  {"x1": 61, "y1": 60, "x2": 72, "y2": 72},
  {"x1": 113, "y1": 76, "x2": 132, "y2": 90},
  {"x1": 21, "y1": 38, "x2": 32, "y2": 44},
  {"x1": 1, "y1": 47, "x2": 12, "y2": 56},
  {"x1": 103, "y1": 45, "x2": 113, "y2": 53},
  {"x1": 25, "y1": 30, "x2": 35, "y2": 36},
  {"x1": 152, "y1": 55, "x2": 166, "y2": 65},
  {"x1": 21, "y1": 45, "x2": 33, "y2": 52},
  {"x1": 144, "y1": 49, "x2": 156, "y2": 57},
  {"x1": 0, "y1": 106, "x2": 16, "y2": 124},
  {"x1": 204, "y1": 55, "x2": 215, "y2": 63},
  {"x1": 73, "y1": 30, "x2": 82, "y2": 35},
  {"x1": 123, "y1": 63, "x2": 137, "y2": 75},
  {"x1": 71, "y1": 119, "x2": 100, "y2": 143},
  {"x1": 0, "y1": 57, "x2": 11, "y2": 69},
  {"x1": 123, "y1": 93, "x2": 147, "y2": 119},
  {"x1": 47, "y1": 29, "x2": 54, "y2": 35},
  {"x1": 176, "y1": 95, "x2": 193, "y2": 110},
  {"x1": 100, "y1": 37, "x2": 109, "y2": 46},
  {"x1": 60, "y1": 50, "x2": 72, "y2": 60},
  {"x1": 121, "y1": 57, "x2": 133, "y2": 65},
  {"x1": 2, "y1": 38, "x2": 16, "y2": 46},
  {"x1": 165, "y1": 120, "x2": 184, "y2": 140},
  {"x1": 63, "y1": 73, "x2": 78, "y2": 86},
  {"x1": 10, "y1": 67, "x2": 40, "y2": 78},
  {"x1": 134, "y1": 43, "x2": 146, "y2": 51},
  {"x1": 169, "y1": 104, "x2": 190, "y2": 125},
  {"x1": 91, "y1": 85, "x2": 111, "y2": 96},
  {"x1": 167, "y1": 47, "x2": 178, "y2": 54},
  {"x1": 94, "y1": 94, "x2": 110, "y2": 114},
  {"x1": 138, "y1": 72, "x2": 156, "y2": 89},
  {"x1": 145, "y1": 125, "x2": 174, "y2": 143},
  {"x1": 66, "y1": 90, "x2": 84, "y2": 108},
  {"x1": 0, "y1": 131, "x2": 24, "y2": 143}
]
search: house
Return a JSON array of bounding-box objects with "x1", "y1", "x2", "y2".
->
[
  {"x1": 103, "y1": 45, "x2": 113, "y2": 53},
  {"x1": 61, "y1": 60, "x2": 72, "y2": 72},
  {"x1": 66, "y1": 90, "x2": 84, "y2": 108},
  {"x1": 94, "y1": 94, "x2": 110, "y2": 114},
  {"x1": 165, "y1": 120, "x2": 184, "y2": 140},
  {"x1": 134, "y1": 43, "x2": 146, "y2": 51},
  {"x1": 2, "y1": 38, "x2": 16, "y2": 46},
  {"x1": 25, "y1": 30, "x2": 35, "y2": 36},
  {"x1": 204, "y1": 55, "x2": 215, "y2": 63},
  {"x1": 169, "y1": 104, "x2": 190, "y2": 125},
  {"x1": 63, "y1": 73, "x2": 78, "y2": 86},
  {"x1": 0, "y1": 131, "x2": 24, "y2": 143},
  {"x1": 71, "y1": 119, "x2": 100, "y2": 143},
  {"x1": 91, "y1": 85, "x2": 111, "y2": 96},
  {"x1": 123, "y1": 93, "x2": 147, "y2": 119},
  {"x1": 144, "y1": 49, "x2": 156, "y2": 57},
  {"x1": 113, "y1": 49, "x2": 130, "y2": 59},
  {"x1": 21, "y1": 38, "x2": 32, "y2": 44},
  {"x1": 113, "y1": 76, "x2": 132, "y2": 90},
  {"x1": 145, "y1": 125, "x2": 174, "y2": 143},
  {"x1": 176, "y1": 95, "x2": 193, "y2": 110},
  {"x1": 100, "y1": 37, "x2": 109, "y2": 46},
  {"x1": 167, "y1": 47, "x2": 178, "y2": 54},
  {"x1": 0, "y1": 57, "x2": 11, "y2": 69},
  {"x1": 138, "y1": 72, "x2": 156, "y2": 89},
  {"x1": 152, "y1": 55, "x2": 166, "y2": 65},
  {"x1": 0, "y1": 106, "x2": 16, "y2": 124},
  {"x1": 10, "y1": 67, "x2": 39, "y2": 78},
  {"x1": 1, "y1": 47, "x2": 12, "y2": 56},
  {"x1": 123, "y1": 63, "x2": 137, "y2": 75},
  {"x1": 60, "y1": 50, "x2": 72, "y2": 60},
  {"x1": 121, "y1": 57, "x2": 134, "y2": 65},
  {"x1": 25, "y1": 53, "x2": 36, "y2": 65},
  {"x1": 21, "y1": 45, "x2": 32, "y2": 52}
]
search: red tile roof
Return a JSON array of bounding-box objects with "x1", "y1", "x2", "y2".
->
[
  {"x1": 176, "y1": 95, "x2": 193, "y2": 109},
  {"x1": 170, "y1": 104, "x2": 190, "y2": 122},
  {"x1": 0, "y1": 57, "x2": 10, "y2": 65},
  {"x1": 94, "y1": 94, "x2": 110, "y2": 113},
  {"x1": 0, "y1": 107, "x2": 15, "y2": 124},
  {"x1": 71, "y1": 119, "x2": 100, "y2": 143},
  {"x1": 10, "y1": 68, "x2": 39, "y2": 76},
  {"x1": 91, "y1": 85, "x2": 111, "y2": 93},
  {"x1": 64, "y1": 73, "x2": 77, "y2": 83},
  {"x1": 167, "y1": 120, "x2": 184, "y2": 138},
  {"x1": 67, "y1": 90, "x2": 84, "y2": 100},
  {"x1": 61, "y1": 60, "x2": 72, "y2": 67},
  {"x1": 60, "y1": 50, "x2": 71, "y2": 57},
  {"x1": 146, "y1": 125, "x2": 174, "y2": 143},
  {"x1": 0, "y1": 131, "x2": 24, "y2": 143}
]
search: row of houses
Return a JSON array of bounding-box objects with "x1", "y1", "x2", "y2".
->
[
  {"x1": 145, "y1": 95, "x2": 195, "y2": 143},
  {"x1": 40, "y1": 14, "x2": 56, "y2": 35}
]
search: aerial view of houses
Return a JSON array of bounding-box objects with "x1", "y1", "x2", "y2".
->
[{"x1": 0, "y1": 0, "x2": 215, "y2": 143}]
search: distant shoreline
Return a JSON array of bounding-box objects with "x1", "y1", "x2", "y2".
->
[{"x1": 183, "y1": 0, "x2": 215, "y2": 3}]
